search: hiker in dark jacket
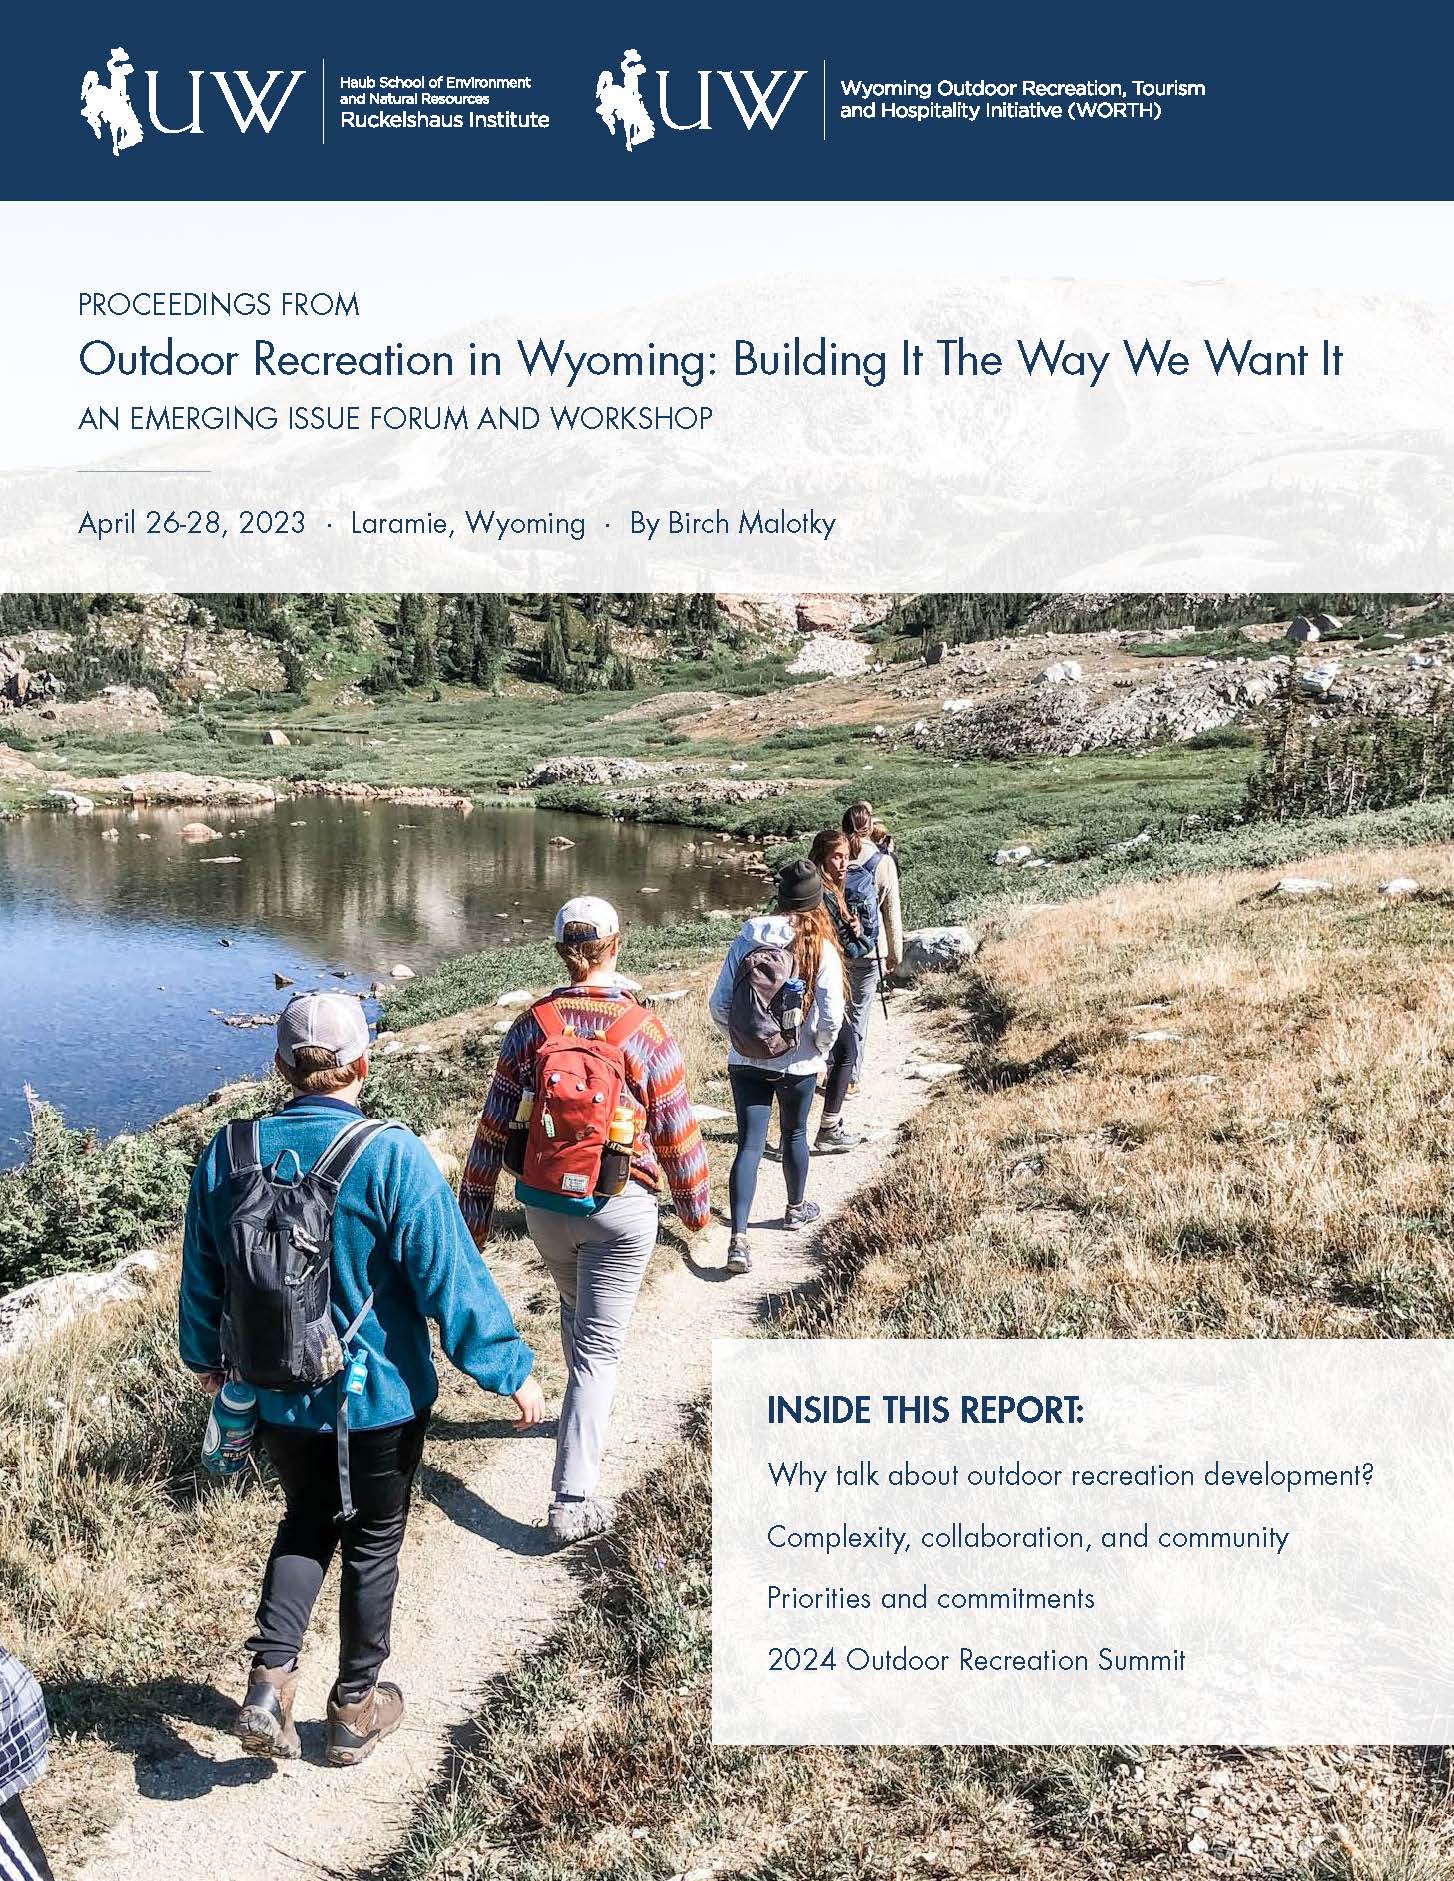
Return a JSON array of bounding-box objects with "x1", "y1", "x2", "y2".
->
[
  {"x1": 0, "y1": 1648, "x2": 52, "y2": 1881},
  {"x1": 709, "y1": 861, "x2": 844, "y2": 1275},
  {"x1": 180, "y1": 991, "x2": 543, "y2": 1768}
]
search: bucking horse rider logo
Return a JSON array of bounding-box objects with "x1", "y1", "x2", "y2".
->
[
  {"x1": 595, "y1": 47, "x2": 654, "y2": 151},
  {"x1": 81, "y1": 46, "x2": 144, "y2": 155}
]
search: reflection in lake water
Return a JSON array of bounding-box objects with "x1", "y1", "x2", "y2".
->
[{"x1": 0, "y1": 799, "x2": 764, "y2": 1162}]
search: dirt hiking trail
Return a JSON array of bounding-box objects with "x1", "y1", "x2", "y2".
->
[{"x1": 75, "y1": 1000, "x2": 941, "y2": 1881}]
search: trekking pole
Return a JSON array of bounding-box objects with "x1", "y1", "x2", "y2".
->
[{"x1": 876, "y1": 942, "x2": 891, "y2": 1022}]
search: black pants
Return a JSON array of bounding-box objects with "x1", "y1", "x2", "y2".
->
[
  {"x1": 0, "y1": 1795, "x2": 54, "y2": 1881},
  {"x1": 248, "y1": 1411, "x2": 429, "y2": 1699}
]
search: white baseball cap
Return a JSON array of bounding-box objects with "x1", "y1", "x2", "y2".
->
[
  {"x1": 275, "y1": 990, "x2": 371, "y2": 1068},
  {"x1": 553, "y1": 895, "x2": 621, "y2": 942}
]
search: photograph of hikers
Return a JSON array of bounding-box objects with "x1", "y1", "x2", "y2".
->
[{"x1": 2, "y1": 588, "x2": 1453, "y2": 1879}]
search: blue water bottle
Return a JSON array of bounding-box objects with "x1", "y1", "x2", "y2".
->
[
  {"x1": 202, "y1": 1380, "x2": 258, "y2": 1477},
  {"x1": 781, "y1": 976, "x2": 805, "y2": 1041}
]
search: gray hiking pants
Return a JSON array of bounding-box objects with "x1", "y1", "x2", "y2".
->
[{"x1": 524, "y1": 1183, "x2": 660, "y2": 1501}]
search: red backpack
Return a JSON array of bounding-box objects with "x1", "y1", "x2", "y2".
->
[{"x1": 518, "y1": 998, "x2": 646, "y2": 1201}]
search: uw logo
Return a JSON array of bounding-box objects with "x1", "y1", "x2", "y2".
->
[
  {"x1": 79, "y1": 44, "x2": 307, "y2": 154},
  {"x1": 594, "y1": 45, "x2": 807, "y2": 152}
]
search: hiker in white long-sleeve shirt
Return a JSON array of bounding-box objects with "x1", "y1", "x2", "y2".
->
[{"x1": 709, "y1": 860, "x2": 844, "y2": 1276}]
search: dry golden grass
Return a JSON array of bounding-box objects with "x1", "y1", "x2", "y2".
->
[
  {"x1": 0, "y1": 957, "x2": 734, "y2": 1858},
  {"x1": 803, "y1": 844, "x2": 1454, "y2": 1347},
  {"x1": 397, "y1": 845, "x2": 1454, "y2": 1881}
]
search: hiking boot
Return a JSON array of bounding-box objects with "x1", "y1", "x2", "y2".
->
[
  {"x1": 783, "y1": 1201, "x2": 823, "y2": 1232},
  {"x1": 726, "y1": 1235, "x2": 753, "y2": 1275},
  {"x1": 547, "y1": 1496, "x2": 617, "y2": 1544},
  {"x1": 814, "y1": 1122, "x2": 863, "y2": 1155},
  {"x1": 325, "y1": 1681, "x2": 405, "y2": 1767},
  {"x1": 236, "y1": 1663, "x2": 301, "y2": 1761}
]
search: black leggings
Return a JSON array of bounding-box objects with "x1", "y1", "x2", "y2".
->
[
  {"x1": 728, "y1": 1065, "x2": 816, "y2": 1232},
  {"x1": 248, "y1": 1411, "x2": 429, "y2": 1700}
]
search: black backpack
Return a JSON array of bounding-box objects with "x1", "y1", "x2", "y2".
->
[{"x1": 219, "y1": 1114, "x2": 399, "y2": 1518}]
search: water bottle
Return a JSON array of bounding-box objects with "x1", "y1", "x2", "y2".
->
[
  {"x1": 504, "y1": 1086, "x2": 534, "y2": 1175},
  {"x1": 781, "y1": 976, "x2": 805, "y2": 1042},
  {"x1": 596, "y1": 1100, "x2": 636, "y2": 1198},
  {"x1": 202, "y1": 1380, "x2": 258, "y2": 1478}
]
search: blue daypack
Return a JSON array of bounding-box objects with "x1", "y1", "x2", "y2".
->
[{"x1": 843, "y1": 849, "x2": 883, "y2": 952}]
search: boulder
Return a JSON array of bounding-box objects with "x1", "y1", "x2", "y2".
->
[
  {"x1": 1284, "y1": 610, "x2": 1345, "y2": 646},
  {"x1": 1294, "y1": 661, "x2": 1341, "y2": 699},
  {"x1": 262, "y1": 729, "x2": 291, "y2": 747},
  {"x1": 1037, "y1": 660, "x2": 1083, "y2": 686},
  {"x1": 389, "y1": 962, "x2": 416, "y2": 980},
  {"x1": 1379, "y1": 877, "x2": 1421, "y2": 897},
  {"x1": 44, "y1": 788, "x2": 95, "y2": 815},
  {"x1": 905, "y1": 1060, "x2": 965, "y2": 1082},
  {"x1": 178, "y1": 821, "x2": 222, "y2": 842},
  {"x1": 100, "y1": 828, "x2": 121, "y2": 843},
  {"x1": 940, "y1": 697, "x2": 975, "y2": 715},
  {"x1": 993, "y1": 845, "x2": 1035, "y2": 867},
  {"x1": 1272, "y1": 876, "x2": 1333, "y2": 896},
  {"x1": 496, "y1": 987, "x2": 535, "y2": 1007},
  {"x1": 547, "y1": 835, "x2": 575, "y2": 849},
  {"x1": 898, "y1": 927, "x2": 980, "y2": 979},
  {"x1": 0, "y1": 1250, "x2": 161, "y2": 1359}
]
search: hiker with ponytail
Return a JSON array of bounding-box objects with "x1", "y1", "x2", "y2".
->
[
  {"x1": 832, "y1": 799, "x2": 903, "y2": 1102},
  {"x1": 709, "y1": 860, "x2": 845, "y2": 1275},
  {"x1": 811, "y1": 827, "x2": 879, "y2": 1154}
]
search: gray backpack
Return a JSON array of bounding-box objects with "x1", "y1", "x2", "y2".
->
[{"x1": 728, "y1": 943, "x2": 801, "y2": 1058}]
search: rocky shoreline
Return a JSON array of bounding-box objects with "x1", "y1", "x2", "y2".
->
[{"x1": 1, "y1": 747, "x2": 481, "y2": 817}]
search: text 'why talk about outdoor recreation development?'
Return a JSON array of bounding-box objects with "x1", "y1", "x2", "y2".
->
[{"x1": 712, "y1": 1341, "x2": 1454, "y2": 1746}]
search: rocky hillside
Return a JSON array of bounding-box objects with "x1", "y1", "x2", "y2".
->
[{"x1": 3, "y1": 593, "x2": 1447, "y2": 766}]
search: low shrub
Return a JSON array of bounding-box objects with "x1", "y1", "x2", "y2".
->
[{"x1": 0, "y1": 1096, "x2": 193, "y2": 1290}]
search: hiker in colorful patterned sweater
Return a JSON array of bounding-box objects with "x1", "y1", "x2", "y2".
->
[
  {"x1": 180, "y1": 991, "x2": 543, "y2": 1768},
  {"x1": 461, "y1": 896, "x2": 711, "y2": 1544}
]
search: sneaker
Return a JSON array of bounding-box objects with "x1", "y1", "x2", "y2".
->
[
  {"x1": 783, "y1": 1201, "x2": 823, "y2": 1232},
  {"x1": 236, "y1": 1663, "x2": 301, "y2": 1761},
  {"x1": 726, "y1": 1235, "x2": 753, "y2": 1275},
  {"x1": 814, "y1": 1122, "x2": 863, "y2": 1155},
  {"x1": 325, "y1": 1680, "x2": 404, "y2": 1767},
  {"x1": 547, "y1": 1496, "x2": 617, "y2": 1544},
  {"x1": 763, "y1": 1141, "x2": 782, "y2": 1163}
]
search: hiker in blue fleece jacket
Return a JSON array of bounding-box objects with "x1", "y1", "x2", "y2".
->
[{"x1": 179, "y1": 990, "x2": 544, "y2": 1769}]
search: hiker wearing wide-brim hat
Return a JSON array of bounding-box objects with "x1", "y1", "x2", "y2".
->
[{"x1": 708, "y1": 861, "x2": 846, "y2": 1275}]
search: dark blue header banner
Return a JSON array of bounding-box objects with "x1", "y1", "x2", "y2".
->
[{"x1": 9, "y1": 0, "x2": 1449, "y2": 201}]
